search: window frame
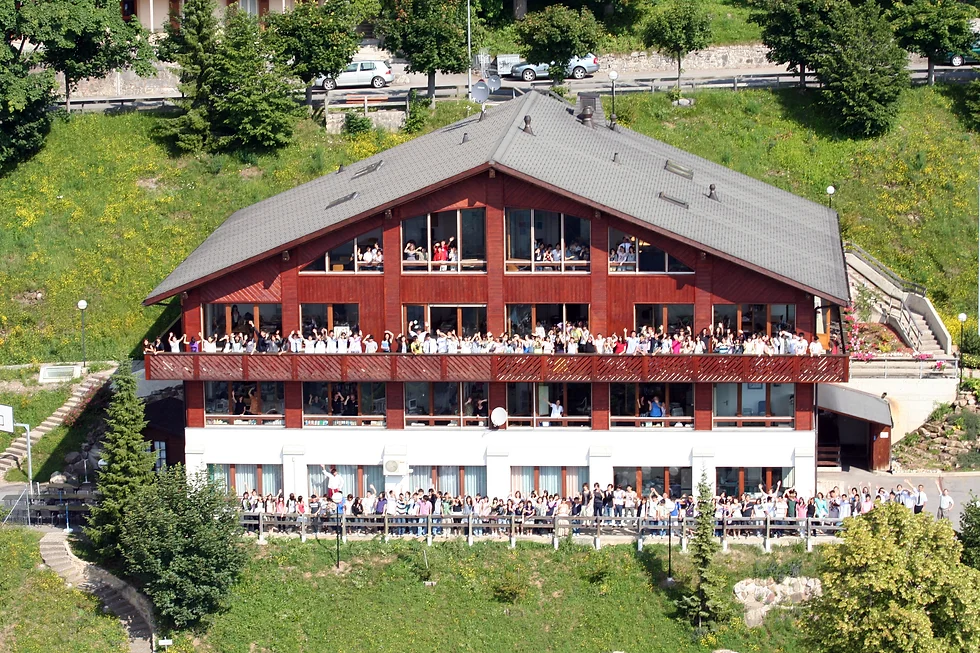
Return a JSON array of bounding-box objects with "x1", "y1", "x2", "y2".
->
[
  {"x1": 633, "y1": 304, "x2": 695, "y2": 334},
  {"x1": 203, "y1": 381, "x2": 286, "y2": 426},
  {"x1": 404, "y1": 382, "x2": 489, "y2": 427},
  {"x1": 401, "y1": 208, "x2": 487, "y2": 273},
  {"x1": 506, "y1": 304, "x2": 590, "y2": 337},
  {"x1": 711, "y1": 304, "x2": 798, "y2": 338},
  {"x1": 712, "y1": 383, "x2": 796, "y2": 428},
  {"x1": 505, "y1": 382, "x2": 592, "y2": 428},
  {"x1": 403, "y1": 304, "x2": 488, "y2": 338},
  {"x1": 609, "y1": 383, "x2": 694, "y2": 428},
  {"x1": 504, "y1": 208, "x2": 591, "y2": 273},
  {"x1": 300, "y1": 303, "x2": 360, "y2": 338},
  {"x1": 607, "y1": 227, "x2": 693, "y2": 275},
  {"x1": 299, "y1": 228, "x2": 383, "y2": 274},
  {"x1": 302, "y1": 381, "x2": 387, "y2": 427}
]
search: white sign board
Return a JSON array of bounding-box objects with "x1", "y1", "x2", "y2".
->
[
  {"x1": 0, "y1": 404, "x2": 13, "y2": 434},
  {"x1": 157, "y1": 640, "x2": 173, "y2": 647}
]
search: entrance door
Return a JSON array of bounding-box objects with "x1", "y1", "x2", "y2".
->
[{"x1": 870, "y1": 425, "x2": 891, "y2": 471}]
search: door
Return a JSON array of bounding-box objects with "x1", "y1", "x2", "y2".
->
[
  {"x1": 871, "y1": 424, "x2": 891, "y2": 471},
  {"x1": 359, "y1": 61, "x2": 378, "y2": 85},
  {"x1": 336, "y1": 62, "x2": 359, "y2": 87}
]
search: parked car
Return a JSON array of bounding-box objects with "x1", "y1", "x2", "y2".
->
[
  {"x1": 508, "y1": 55, "x2": 599, "y2": 82},
  {"x1": 943, "y1": 38, "x2": 980, "y2": 66},
  {"x1": 314, "y1": 60, "x2": 394, "y2": 90}
]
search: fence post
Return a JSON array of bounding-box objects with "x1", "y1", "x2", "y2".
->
[
  {"x1": 300, "y1": 513, "x2": 307, "y2": 543},
  {"x1": 763, "y1": 516, "x2": 771, "y2": 552},
  {"x1": 680, "y1": 518, "x2": 687, "y2": 552},
  {"x1": 258, "y1": 513, "x2": 266, "y2": 545},
  {"x1": 427, "y1": 514, "x2": 433, "y2": 547},
  {"x1": 733, "y1": 76, "x2": 739, "y2": 91},
  {"x1": 509, "y1": 515, "x2": 516, "y2": 549},
  {"x1": 363, "y1": 96, "x2": 368, "y2": 115},
  {"x1": 383, "y1": 513, "x2": 390, "y2": 542},
  {"x1": 805, "y1": 518, "x2": 813, "y2": 552},
  {"x1": 636, "y1": 516, "x2": 644, "y2": 552},
  {"x1": 341, "y1": 513, "x2": 348, "y2": 544},
  {"x1": 553, "y1": 516, "x2": 560, "y2": 550},
  {"x1": 594, "y1": 517, "x2": 602, "y2": 551},
  {"x1": 467, "y1": 513, "x2": 474, "y2": 547},
  {"x1": 721, "y1": 517, "x2": 728, "y2": 552}
]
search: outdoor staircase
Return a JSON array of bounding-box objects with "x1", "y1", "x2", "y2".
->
[
  {"x1": 39, "y1": 531, "x2": 153, "y2": 653},
  {"x1": 0, "y1": 369, "x2": 116, "y2": 481},
  {"x1": 843, "y1": 242, "x2": 952, "y2": 357}
]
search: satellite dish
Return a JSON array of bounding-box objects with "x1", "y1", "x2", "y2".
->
[
  {"x1": 488, "y1": 75, "x2": 502, "y2": 92},
  {"x1": 472, "y1": 81, "x2": 490, "y2": 104},
  {"x1": 490, "y1": 407, "x2": 508, "y2": 427}
]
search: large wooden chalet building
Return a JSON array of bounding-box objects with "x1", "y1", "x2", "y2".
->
[{"x1": 143, "y1": 92, "x2": 850, "y2": 500}]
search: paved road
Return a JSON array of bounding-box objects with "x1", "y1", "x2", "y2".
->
[{"x1": 818, "y1": 469, "x2": 980, "y2": 529}]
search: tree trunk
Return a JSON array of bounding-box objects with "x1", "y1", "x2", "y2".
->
[
  {"x1": 512, "y1": 0, "x2": 526, "y2": 19},
  {"x1": 427, "y1": 70, "x2": 436, "y2": 109},
  {"x1": 928, "y1": 59, "x2": 935, "y2": 86},
  {"x1": 65, "y1": 81, "x2": 72, "y2": 113},
  {"x1": 676, "y1": 55, "x2": 682, "y2": 92},
  {"x1": 799, "y1": 64, "x2": 805, "y2": 89},
  {"x1": 305, "y1": 83, "x2": 314, "y2": 107}
]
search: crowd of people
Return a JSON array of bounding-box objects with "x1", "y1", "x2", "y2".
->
[
  {"x1": 236, "y1": 470, "x2": 955, "y2": 537},
  {"x1": 147, "y1": 320, "x2": 839, "y2": 358}
]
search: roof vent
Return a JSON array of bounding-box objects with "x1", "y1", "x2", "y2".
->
[
  {"x1": 461, "y1": 132, "x2": 470, "y2": 144},
  {"x1": 665, "y1": 160, "x2": 694, "y2": 180},
  {"x1": 522, "y1": 115, "x2": 534, "y2": 135},
  {"x1": 708, "y1": 183, "x2": 719, "y2": 201},
  {"x1": 613, "y1": 152, "x2": 619, "y2": 163},
  {"x1": 326, "y1": 192, "x2": 359, "y2": 209},
  {"x1": 609, "y1": 113, "x2": 617, "y2": 131},
  {"x1": 578, "y1": 106, "x2": 595, "y2": 129},
  {"x1": 337, "y1": 163, "x2": 345, "y2": 174},
  {"x1": 353, "y1": 160, "x2": 384, "y2": 179},
  {"x1": 658, "y1": 192, "x2": 689, "y2": 210},
  {"x1": 479, "y1": 106, "x2": 488, "y2": 121}
]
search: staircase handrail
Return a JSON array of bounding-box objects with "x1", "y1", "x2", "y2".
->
[{"x1": 843, "y1": 242, "x2": 927, "y2": 297}]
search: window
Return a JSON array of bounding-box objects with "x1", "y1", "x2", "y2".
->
[
  {"x1": 360, "y1": 62, "x2": 376, "y2": 71},
  {"x1": 301, "y1": 228, "x2": 383, "y2": 273},
  {"x1": 309, "y1": 464, "x2": 383, "y2": 497},
  {"x1": 152, "y1": 441, "x2": 166, "y2": 471},
  {"x1": 716, "y1": 467, "x2": 795, "y2": 497},
  {"x1": 204, "y1": 303, "x2": 282, "y2": 338},
  {"x1": 505, "y1": 208, "x2": 590, "y2": 272},
  {"x1": 302, "y1": 382, "x2": 386, "y2": 426},
  {"x1": 506, "y1": 304, "x2": 589, "y2": 337},
  {"x1": 204, "y1": 382, "x2": 285, "y2": 425},
  {"x1": 712, "y1": 304, "x2": 797, "y2": 337},
  {"x1": 712, "y1": 383, "x2": 795, "y2": 427},
  {"x1": 301, "y1": 304, "x2": 359, "y2": 338},
  {"x1": 506, "y1": 383, "x2": 591, "y2": 427},
  {"x1": 613, "y1": 467, "x2": 692, "y2": 497},
  {"x1": 404, "y1": 305, "x2": 487, "y2": 339},
  {"x1": 610, "y1": 383, "x2": 694, "y2": 427},
  {"x1": 510, "y1": 466, "x2": 589, "y2": 496},
  {"x1": 402, "y1": 209, "x2": 486, "y2": 272},
  {"x1": 208, "y1": 463, "x2": 282, "y2": 495},
  {"x1": 608, "y1": 228, "x2": 692, "y2": 274},
  {"x1": 207, "y1": 464, "x2": 230, "y2": 489},
  {"x1": 404, "y1": 382, "x2": 488, "y2": 427},
  {"x1": 634, "y1": 304, "x2": 694, "y2": 333}
]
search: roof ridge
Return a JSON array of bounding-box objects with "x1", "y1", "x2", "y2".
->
[{"x1": 488, "y1": 92, "x2": 537, "y2": 165}]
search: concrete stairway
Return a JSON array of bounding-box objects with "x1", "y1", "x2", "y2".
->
[
  {"x1": 911, "y1": 312, "x2": 944, "y2": 356},
  {"x1": 39, "y1": 532, "x2": 153, "y2": 653},
  {"x1": 0, "y1": 369, "x2": 115, "y2": 480}
]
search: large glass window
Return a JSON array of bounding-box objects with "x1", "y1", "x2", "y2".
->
[
  {"x1": 608, "y1": 228, "x2": 692, "y2": 274},
  {"x1": 610, "y1": 383, "x2": 694, "y2": 427},
  {"x1": 506, "y1": 383, "x2": 591, "y2": 427},
  {"x1": 204, "y1": 303, "x2": 282, "y2": 338},
  {"x1": 404, "y1": 382, "x2": 488, "y2": 427},
  {"x1": 403, "y1": 305, "x2": 487, "y2": 339},
  {"x1": 634, "y1": 304, "x2": 694, "y2": 333},
  {"x1": 309, "y1": 464, "x2": 383, "y2": 497},
  {"x1": 302, "y1": 382, "x2": 386, "y2": 426},
  {"x1": 614, "y1": 467, "x2": 692, "y2": 498},
  {"x1": 506, "y1": 304, "x2": 589, "y2": 337},
  {"x1": 712, "y1": 304, "x2": 797, "y2": 337},
  {"x1": 302, "y1": 228, "x2": 383, "y2": 273},
  {"x1": 716, "y1": 467, "x2": 795, "y2": 497},
  {"x1": 204, "y1": 381, "x2": 285, "y2": 425},
  {"x1": 505, "y1": 208, "x2": 590, "y2": 272},
  {"x1": 301, "y1": 304, "x2": 359, "y2": 338},
  {"x1": 713, "y1": 383, "x2": 796, "y2": 428},
  {"x1": 402, "y1": 209, "x2": 486, "y2": 272},
  {"x1": 512, "y1": 466, "x2": 587, "y2": 496}
]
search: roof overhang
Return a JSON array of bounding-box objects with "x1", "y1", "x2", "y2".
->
[{"x1": 818, "y1": 384, "x2": 893, "y2": 427}]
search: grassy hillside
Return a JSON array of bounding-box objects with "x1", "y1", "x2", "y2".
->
[
  {"x1": 0, "y1": 87, "x2": 976, "y2": 364},
  {"x1": 165, "y1": 538, "x2": 816, "y2": 653},
  {"x1": 0, "y1": 103, "x2": 474, "y2": 364},
  {"x1": 0, "y1": 529, "x2": 129, "y2": 652},
  {"x1": 617, "y1": 86, "x2": 979, "y2": 321}
]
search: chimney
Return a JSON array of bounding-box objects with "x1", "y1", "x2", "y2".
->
[
  {"x1": 522, "y1": 115, "x2": 534, "y2": 135},
  {"x1": 461, "y1": 132, "x2": 470, "y2": 144},
  {"x1": 578, "y1": 106, "x2": 595, "y2": 129}
]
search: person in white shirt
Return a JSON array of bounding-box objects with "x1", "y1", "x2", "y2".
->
[
  {"x1": 325, "y1": 331, "x2": 339, "y2": 354},
  {"x1": 808, "y1": 338, "x2": 825, "y2": 356},
  {"x1": 326, "y1": 467, "x2": 343, "y2": 501},
  {"x1": 937, "y1": 487, "x2": 954, "y2": 520},
  {"x1": 907, "y1": 481, "x2": 927, "y2": 515}
]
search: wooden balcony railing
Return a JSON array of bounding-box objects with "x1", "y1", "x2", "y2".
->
[{"x1": 144, "y1": 353, "x2": 849, "y2": 384}]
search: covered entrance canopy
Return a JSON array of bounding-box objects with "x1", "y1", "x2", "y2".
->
[{"x1": 817, "y1": 384, "x2": 893, "y2": 471}]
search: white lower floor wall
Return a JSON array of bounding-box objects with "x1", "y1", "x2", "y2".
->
[{"x1": 184, "y1": 427, "x2": 817, "y2": 500}]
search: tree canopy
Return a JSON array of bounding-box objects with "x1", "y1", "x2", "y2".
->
[
  {"x1": 803, "y1": 501, "x2": 980, "y2": 653},
  {"x1": 514, "y1": 5, "x2": 602, "y2": 84},
  {"x1": 750, "y1": 0, "x2": 839, "y2": 87},
  {"x1": 890, "y1": 0, "x2": 974, "y2": 85},
  {"x1": 642, "y1": 0, "x2": 711, "y2": 91}
]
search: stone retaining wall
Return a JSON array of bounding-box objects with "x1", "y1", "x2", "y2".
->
[
  {"x1": 324, "y1": 109, "x2": 406, "y2": 133},
  {"x1": 597, "y1": 45, "x2": 772, "y2": 73}
]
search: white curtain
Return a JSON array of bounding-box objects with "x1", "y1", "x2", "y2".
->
[
  {"x1": 409, "y1": 465, "x2": 432, "y2": 492},
  {"x1": 565, "y1": 466, "x2": 588, "y2": 496},
  {"x1": 208, "y1": 464, "x2": 230, "y2": 490},
  {"x1": 308, "y1": 465, "x2": 327, "y2": 496},
  {"x1": 438, "y1": 466, "x2": 460, "y2": 495},
  {"x1": 511, "y1": 466, "x2": 533, "y2": 496},
  {"x1": 464, "y1": 466, "x2": 487, "y2": 497},
  {"x1": 539, "y1": 467, "x2": 560, "y2": 495},
  {"x1": 337, "y1": 465, "x2": 358, "y2": 497},
  {"x1": 235, "y1": 464, "x2": 257, "y2": 494},
  {"x1": 262, "y1": 465, "x2": 282, "y2": 496},
  {"x1": 363, "y1": 465, "x2": 383, "y2": 496}
]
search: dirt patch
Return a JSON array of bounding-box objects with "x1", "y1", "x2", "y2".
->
[
  {"x1": 0, "y1": 380, "x2": 37, "y2": 394},
  {"x1": 551, "y1": 590, "x2": 563, "y2": 598},
  {"x1": 314, "y1": 560, "x2": 352, "y2": 576},
  {"x1": 239, "y1": 167, "x2": 263, "y2": 179},
  {"x1": 12, "y1": 290, "x2": 43, "y2": 306},
  {"x1": 136, "y1": 177, "x2": 161, "y2": 190}
]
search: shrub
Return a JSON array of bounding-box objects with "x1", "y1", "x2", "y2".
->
[
  {"x1": 962, "y1": 411, "x2": 980, "y2": 441},
  {"x1": 928, "y1": 402, "x2": 954, "y2": 422},
  {"x1": 957, "y1": 450, "x2": 980, "y2": 469},
  {"x1": 492, "y1": 570, "x2": 528, "y2": 603},
  {"x1": 342, "y1": 111, "x2": 373, "y2": 138},
  {"x1": 402, "y1": 90, "x2": 429, "y2": 135}
]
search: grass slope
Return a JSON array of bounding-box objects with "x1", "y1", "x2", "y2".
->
[
  {"x1": 0, "y1": 386, "x2": 70, "y2": 454},
  {"x1": 0, "y1": 103, "x2": 474, "y2": 364},
  {"x1": 618, "y1": 86, "x2": 979, "y2": 319},
  {"x1": 0, "y1": 528, "x2": 129, "y2": 652},
  {"x1": 174, "y1": 539, "x2": 816, "y2": 653}
]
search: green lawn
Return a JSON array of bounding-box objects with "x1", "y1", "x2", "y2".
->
[
  {"x1": 0, "y1": 528, "x2": 129, "y2": 653},
  {"x1": 619, "y1": 85, "x2": 979, "y2": 324},
  {"x1": 168, "y1": 538, "x2": 816, "y2": 653},
  {"x1": 0, "y1": 102, "x2": 474, "y2": 365},
  {"x1": 0, "y1": 385, "x2": 71, "y2": 454}
]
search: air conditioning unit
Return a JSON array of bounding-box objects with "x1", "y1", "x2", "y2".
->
[{"x1": 383, "y1": 459, "x2": 408, "y2": 476}]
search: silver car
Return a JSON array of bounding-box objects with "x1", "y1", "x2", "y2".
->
[
  {"x1": 509, "y1": 54, "x2": 600, "y2": 82},
  {"x1": 315, "y1": 60, "x2": 394, "y2": 90}
]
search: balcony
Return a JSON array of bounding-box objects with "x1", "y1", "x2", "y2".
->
[{"x1": 144, "y1": 353, "x2": 849, "y2": 384}]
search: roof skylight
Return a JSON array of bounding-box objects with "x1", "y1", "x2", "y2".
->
[{"x1": 326, "y1": 192, "x2": 358, "y2": 209}]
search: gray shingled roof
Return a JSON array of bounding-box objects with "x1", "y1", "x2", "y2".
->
[{"x1": 146, "y1": 91, "x2": 849, "y2": 304}]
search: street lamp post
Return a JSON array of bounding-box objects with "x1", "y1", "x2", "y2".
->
[
  {"x1": 77, "y1": 300, "x2": 88, "y2": 370},
  {"x1": 959, "y1": 313, "x2": 968, "y2": 383},
  {"x1": 332, "y1": 491, "x2": 343, "y2": 568},
  {"x1": 466, "y1": 0, "x2": 472, "y2": 100},
  {"x1": 826, "y1": 185, "x2": 836, "y2": 209},
  {"x1": 608, "y1": 70, "x2": 619, "y2": 125}
]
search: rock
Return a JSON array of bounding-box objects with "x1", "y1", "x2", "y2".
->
[
  {"x1": 672, "y1": 98, "x2": 696, "y2": 106},
  {"x1": 49, "y1": 472, "x2": 66, "y2": 484},
  {"x1": 64, "y1": 451, "x2": 82, "y2": 464},
  {"x1": 733, "y1": 577, "x2": 822, "y2": 626}
]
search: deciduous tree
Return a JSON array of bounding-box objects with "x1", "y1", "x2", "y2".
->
[
  {"x1": 804, "y1": 501, "x2": 980, "y2": 653},
  {"x1": 750, "y1": 0, "x2": 838, "y2": 88},
  {"x1": 514, "y1": 5, "x2": 602, "y2": 86},
  {"x1": 119, "y1": 464, "x2": 247, "y2": 629},
  {"x1": 642, "y1": 0, "x2": 711, "y2": 92},
  {"x1": 84, "y1": 363, "x2": 156, "y2": 563},
  {"x1": 891, "y1": 0, "x2": 974, "y2": 85},
  {"x1": 961, "y1": 492, "x2": 980, "y2": 569}
]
